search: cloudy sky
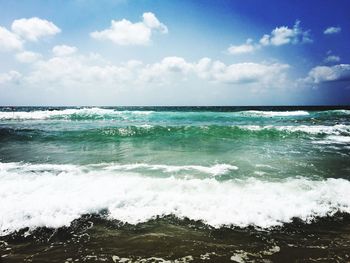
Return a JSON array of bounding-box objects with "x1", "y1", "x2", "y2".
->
[{"x1": 0, "y1": 0, "x2": 349, "y2": 106}]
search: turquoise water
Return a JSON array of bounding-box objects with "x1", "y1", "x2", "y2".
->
[{"x1": 0, "y1": 106, "x2": 350, "y2": 262}]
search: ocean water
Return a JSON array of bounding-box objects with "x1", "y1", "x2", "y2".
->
[{"x1": 0, "y1": 106, "x2": 350, "y2": 262}]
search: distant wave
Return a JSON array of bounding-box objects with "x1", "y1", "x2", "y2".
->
[
  {"x1": 315, "y1": 109, "x2": 350, "y2": 116},
  {"x1": 242, "y1": 110, "x2": 310, "y2": 117},
  {"x1": 1, "y1": 108, "x2": 349, "y2": 121},
  {"x1": 241, "y1": 109, "x2": 350, "y2": 117},
  {"x1": 0, "y1": 108, "x2": 154, "y2": 120},
  {"x1": 242, "y1": 124, "x2": 349, "y2": 133},
  {"x1": 1, "y1": 162, "x2": 350, "y2": 235}
]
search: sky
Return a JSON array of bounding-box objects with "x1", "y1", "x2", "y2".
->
[{"x1": 0, "y1": 0, "x2": 349, "y2": 106}]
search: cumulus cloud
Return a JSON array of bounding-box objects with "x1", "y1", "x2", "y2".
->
[
  {"x1": 324, "y1": 55, "x2": 340, "y2": 63},
  {"x1": 0, "y1": 26, "x2": 23, "y2": 51},
  {"x1": 22, "y1": 52, "x2": 289, "y2": 92},
  {"x1": 52, "y1": 45, "x2": 77, "y2": 56},
  {"x1": 11, "y1": 17, "x2": 61, "y2": 41},
  {"x1": 2, "y1": 50, "x2": 291, "y2": 105},
  {"x1": 227, "y1": 38, "x2": 258, "y2": 55},
  {"x1": 304, "y1": 64, "x2": 350, "y2": 84},
  {"x1": 139, "y1": 56, "x2": 194, "y2": 83},
  {"x1": 259, "y1": 20, "x2": 312, "y2": 46},
  {"x1": 0, "y1": 70, "x2": 21, "y2": 84},
  {"x1": 15, "y1": 51, "x2": 42, "y2": 63},
  {"x1": 142, "y1": 12, "x2": 168, "y2": 33},
  {"x1": 227, "y1": 21, "x2": 311, "y2": 55},
  {"x1": 135, "y1": 56, "x2": 289, "y2": 86},
  {"x1": 324, "y1": 26, "x2": 341, "y2": 35},
  {"x1": 25, "y1": 54, "x2": 136, "y2": 88},
  {"x1": 0, "y1": 17, "x2": 60, "y2": 53},
  {"x1": 90, "y1": 12, "x2": 168, "y2": 45},
  {"x1": 197, "y1": 59, "x2": 289, "y2": 85}
]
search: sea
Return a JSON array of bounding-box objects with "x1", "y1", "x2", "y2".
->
[{"x1": 0, "y1": 106, "x2": 350, "y2": 262}]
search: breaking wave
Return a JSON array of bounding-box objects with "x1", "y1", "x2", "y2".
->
[
  {"x1": 1, "y1": 124, "x2": 349, "y2": 142},
  {"x1": 0, "y1": 108, "x2": 349, "y2": 121},
  {"x1": 1, "y1": 162, "x2": 350, "y2": 235}
]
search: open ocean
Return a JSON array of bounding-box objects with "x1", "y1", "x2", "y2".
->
[{"x1": 1, "y1": 106, "x2": 350, "y2": 262}]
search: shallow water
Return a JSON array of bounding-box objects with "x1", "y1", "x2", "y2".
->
[{"x1": 1, "y1": 106, "x2": 350, "y2": 262}]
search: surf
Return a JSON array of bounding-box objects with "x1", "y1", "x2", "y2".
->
[
  {"x1": 0, "y1": 107, "x2": 349, "y2": 121},
  {"x1": 1, "y1": 162, "x2": 350, "y2": 236}
]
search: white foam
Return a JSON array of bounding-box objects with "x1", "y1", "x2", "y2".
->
[
  {"x1": 243, "y1": 110, "x2": 310, "y2": 117},
  {"x1": 277, "y1": 125, "x2": 349, "y2": 135},
  {"x1": 102, "y1": 163, "x2": 238, "y2": 176},
  {"x1": 241, "y1": 124, "x2": 350, "y2": 135},
  {"x1": 254, "y1": 171, "x2": 266, "y2": 176},
  {"x1": 1, "y1": 162, "x2": 350, "y2": 236},
  {"x1": 110, "y1": 255, "x2": 194, "y2": 263},
  {"x1": 255, "y1": 164, "x2": 276, "y2": 169},
  {"x1": 326, "y1": 135, "x2": 350, "y2": 143},
  {"x1": 313, "y1": 135, "x2": 350, "y2": 144},
  {"x1": 230, "y1": 251, "x2": 249, "y2": 262},
  {"x1": 0, "y1": 108, "x2": 154, "y2": 120}
]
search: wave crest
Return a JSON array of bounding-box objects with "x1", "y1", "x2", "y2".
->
[
  {"x1": 1, "y1": 124, "x2": 349, "y2": 142},
  {"x1": 0, "y1": 108, "x2": 154, "y2": 120},
  {"x1": 1, "y1": 162, "x2": 350, "y2": 235}
]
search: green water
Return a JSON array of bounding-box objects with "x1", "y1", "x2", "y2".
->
[{"x1": 0, "y1": 106, "x2": 350, "y2": 262}]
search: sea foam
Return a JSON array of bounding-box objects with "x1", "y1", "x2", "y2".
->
[
  {"x1": 101, "y1": 163, "x2": 238, "y2": 176},
  {"x1": 242, "y1": 110, "x2": 310, "y2": 117},
  {"x1": 2, "y1": 108, "x2": 350, "y2": 121},
  {"x1": 1, "y1": 162, "x2": 350, "y2": 236},
  {"x1": 240, "y1": 124, "x2": 350, "y2": 135},
  {"x1": 0, "y1": 108, "x2": 154, "y2": 120}
]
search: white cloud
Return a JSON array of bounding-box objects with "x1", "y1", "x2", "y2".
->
[
  {"x1": 259, "y1": 21, "x2": 312, "y2": 46},
  {"x1": 0, "y1": 26, "x2": 23, "y2": 51},
  {"x1": 269, "y1": 26, "x2": 295, "y2": 46},
  {"x1": 26, "y1": 54, "x2": 135, "y2": 87},
  {"x1": 52, "y1": 45, "x2": 77, "y2": 56},
  {"x1": 228, "y1": 39, "x2": 257, "y2": 55},
  {"x1": 90, "y1": 12, "x2": 168, "y2": 45},
  {"x1": 226, "y1": 21, "x2": 311, "y2": 55},
  {"x1": 200, "y1": 60, "x2": 289, "y2": 85},
  {"x1": 15, "y1": 51, "x2": 42, "y2": 63},
  {"x1": 0, "y1": 70, "x2": 21, "y2": 84},
  {"x1": 2, "y1": 51, "x2": 292, "y2": 105},
  {"x1": 20, "y1": 52, "x2": 289, "y2": 92},
  {"x1": 324, "y1": 26, "x2": 341, "y2": 35},
  {"x1": 305, "y1": 64, "x2": 350, "y2": 84},
  {"x1": 139, "y1": 56, "x2": 194, "y2": 83},
  {"x1": 136, "y1": 56, "x2": 289, "y2": 86},
  {"x1": 11, "y1": 17, "x2": 61, "y2": 41},
  {"x1": 324, "y1": 55, "x2": 340, "y2": 63},
  {"x1": 259, "y1": 34, "x2": 270, "y2": 46},
  {"x1": 142, "y1": 12, "x2": 168, "y2": 33}
]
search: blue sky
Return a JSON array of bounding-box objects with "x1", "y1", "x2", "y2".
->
[{"x1": 0, "y1": 0, "x2": 349, "y2": 105}]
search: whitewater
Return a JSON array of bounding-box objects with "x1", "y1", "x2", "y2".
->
[
  {"x1": 1, "y1": 161, "x2": 350, "y2": 236},
  {"x1": 1, "y1": 106, "x2": 350, "y2": 262}
]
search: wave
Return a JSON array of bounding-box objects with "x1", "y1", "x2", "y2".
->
[
  {"x1": 0, "y1": 162, "x2": 237, "y2": 177},
  {"x1": 242, "y1": 124, "x2": 350, "y2": 135},
  {"x1": 244, "y1": 109, "x2": 350, "y2": 117},
  {"x1": 242, "y1": 110, "x2": 310, "y2": 117},
  {"x1": 1, "y1": 108, "x2": 350, "y2": 121},
  {"x1": 1, "y1": 162, "x2": 350, "y2": 235},
  {"x1": 1, "y1": 124, "x2": 349, "y2": 142},
  {"x1": 312, "y1": 135, "x2": 350, "y2": 144},
  {"x1": 99, "y1": 163, "x2": 238, "y2": 176},
  {"x1": 315, "y1": 109, "x2": 350, "y2": 116},
  {"x1": 0, "y1": 108, "x2": 154, "y2": 120}
]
